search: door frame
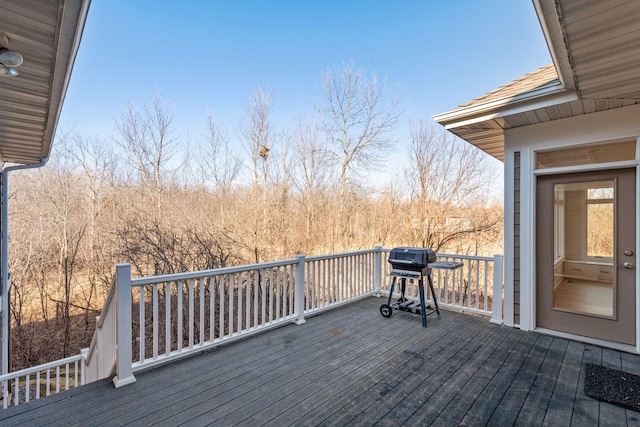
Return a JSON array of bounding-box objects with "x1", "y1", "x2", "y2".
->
[{"x1": 530, "y1": 161, "x2": 640, "y2": 352}]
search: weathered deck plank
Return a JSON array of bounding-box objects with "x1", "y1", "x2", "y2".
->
[{"x1": 0, "y1": 297, "x2": 638, "y2": 426}]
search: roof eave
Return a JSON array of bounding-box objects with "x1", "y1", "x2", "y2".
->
[
  {"x1": 433, "y1": 81, "x2": 573, "y2": 128},
  {"x1": 532, "y1": 0, "x2": 576, "y2": 92},
  {"x1": 36, "y1": 0, "x2": 91, "y2": 164}
]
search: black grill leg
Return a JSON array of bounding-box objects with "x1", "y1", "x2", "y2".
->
[
  {"x1": 427, "y1": 274, "x2": 440, "y2": 318},
  {"x1": 386, "y1": 277, "x2": 396, "y2": 307},
  {"x1": 418, "y1": 279, "x2": 427, "y2": 327}
]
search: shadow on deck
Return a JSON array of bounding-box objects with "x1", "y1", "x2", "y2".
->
[{"x1": 1, "y1": 297, "x2": 639, "y2": 426}]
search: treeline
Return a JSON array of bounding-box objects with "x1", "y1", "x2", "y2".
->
[{"x1": 7, "y1": 62, "x2": 502, "y2": 368}]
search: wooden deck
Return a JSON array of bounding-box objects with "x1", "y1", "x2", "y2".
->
[{"x1": 1, "y1": 297, "x2": 640, "y2": 426}]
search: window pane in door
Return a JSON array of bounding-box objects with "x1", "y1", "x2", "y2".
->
[
  {"x1": 553, "y1": 180, "x2": 615, "y2": 318},
  {"x1": 587, "y1": 202, "x2": 613, "y2": 257}
]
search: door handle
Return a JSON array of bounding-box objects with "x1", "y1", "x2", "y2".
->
[{"x1": 622, "y1": 262, "x2": 634, "y2": 269}]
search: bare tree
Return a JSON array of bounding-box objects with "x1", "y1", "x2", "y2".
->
[
  {"x1": 289, "y1": 117, "x2": 334, "y2": 248},
  {"x1": 115, "y1": 93, "x2": 179, "y2": 220},
  {"x1": 316, "y1": 61, "x2": 404, "y2": 247},
  {"x1": 69, "y1": 134, "x2": 118, "y2": 328},
  {"x1": 240, "y1": 87, "x2": 275, "y2": 189},
  {"x1": 238, "y1": 87, "x2": 278, "y2": 262},
  {"x1": 317, "y1": 60, "x2": 404, "y2": 204},
  {"x1": 200, "y1": 114, "x2": 241, "y2": 194},
  {"x1": 407, "y1": 119, "x2": 502, "y2": 252}
]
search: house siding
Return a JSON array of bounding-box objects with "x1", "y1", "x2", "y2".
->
[
  {"x1": 514, "y1": 152, "x2": 521, "y2": 326},
  {"x1": 504, "y1": 103, "x2": 640, "y2": 335}
]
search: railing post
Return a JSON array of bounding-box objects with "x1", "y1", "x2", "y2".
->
[
  {"x1": 490, "y1": 254, "x2": 504, "y2": 325},
  {"x1": 113, "y1": 264, "x2": 136, "y2": 387},
  {"x1": 294, "y1": 255, "x2": 306, "y2": 325},
  {"x1": 373, "y1": 246, "x2": 382, "y2": 297},
  {"x1": 80, "y1": 348, "x2": 87, "y2": 385}
]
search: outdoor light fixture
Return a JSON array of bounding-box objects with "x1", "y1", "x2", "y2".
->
[{"x1": 0, "y1": 35, "x2": 23, "y2": 77}]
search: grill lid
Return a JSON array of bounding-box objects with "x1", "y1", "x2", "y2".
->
[{"x1": 388, "y1": 247, "x2": 436, "y2": 269}]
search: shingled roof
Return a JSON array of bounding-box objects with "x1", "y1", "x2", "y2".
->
[
  {"x1": 433, "y1": 0, "x2": 640, "y2": 161},
  {"x1": 456, "y1": 64, "x2": 559, "y2": 110}
]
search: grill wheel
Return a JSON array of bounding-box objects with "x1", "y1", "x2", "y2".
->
[{"x1": 380, "y1": 304, "x2": 392, "y2": 318}]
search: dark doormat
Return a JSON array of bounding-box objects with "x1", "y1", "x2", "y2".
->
[{"x1": 584, "y1": 363, "x2": 640, "y2": 412}]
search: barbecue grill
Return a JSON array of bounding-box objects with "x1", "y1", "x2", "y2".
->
[{"x1": 380, "y1": 247, "x2": 461, "y2": 327}]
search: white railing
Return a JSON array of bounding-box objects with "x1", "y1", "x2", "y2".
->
[
  {"x1": 380, "y1": 250, "x2": 503, "y2": 324},
  {"x1": 304, "y1": 249, "x2": 378, "y2": 314},
  {"x1": 0, "y1": 247, "x2": 503, "y2": 409},
  {"x1": 126, "y1": 258, "x2": 302, "y2": 377},
  {"x1": 0, "y1": 354, "x2": 83, "y2": 409},
  {"x1": 82, "y1": 273, "x2": 118, "y2": 384}
]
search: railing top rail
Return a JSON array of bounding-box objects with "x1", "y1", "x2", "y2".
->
[
  {"x1": 0, "y1": 354, "x2": 82, "y2": 382},
  {"x1": 436, "y1": 253, "x2": 496, "y2": 262},
  {"x1": 131, "y1": 258, "x2": 299, "y2": 286},
  {"x1": 379, "y1": 248, "x2": 496, "y2": 262},
  {"x1": 96, "y1": 275, "x2": 117, "y2": 329},
  {"x1": 305, "y1": 248, "x2": 379, "y2": 262}
]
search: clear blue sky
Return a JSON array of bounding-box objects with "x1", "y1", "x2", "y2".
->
[{"x1": 60, "y1": 0, "x2": 550, "y2": 164}]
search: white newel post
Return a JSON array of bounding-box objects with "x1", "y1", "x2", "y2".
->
[
  {"x1": 113, "y1": 264, "x2": 136, "y2": 387},
  {"x1": 490, "y1": 254, "x2": 504, "y2": 325},
  {"x1": 373, "y1": 246, "x2": 382, "y2": 296},
  {"x1": 294, "y1": 255, "x2": 306, "y2": 325},
  {"x1": 80, "y1": 348, "x2": 87, "y2": 385}
]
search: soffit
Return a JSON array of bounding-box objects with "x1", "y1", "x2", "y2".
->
[
  {"x1": 433, "y1": 0, "x2": 640, "y2": 162},
  {"x1": 0, "y1": 0, "x2": 90, "y2": 165},
  {"x1": 557, "y1": 0, "x2": 640, "y2": 99}
]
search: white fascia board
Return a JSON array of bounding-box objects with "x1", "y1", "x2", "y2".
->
[
  {"x1": 439, "y1": 89, "x2": 578, "y2": 131},
  {"x1": 433, "y1": 81, "x2": 568, "y2": 125},
  {"x1": 533, "y1": 0, "x2": 575, "y2": 91},
  {"x1": 42, "y1": 0, "x2": 92, "y2": 161}
]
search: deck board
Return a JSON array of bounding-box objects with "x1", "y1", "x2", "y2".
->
[{"x1": 0, "y1": 297, "x2": 638, "y2": 426}]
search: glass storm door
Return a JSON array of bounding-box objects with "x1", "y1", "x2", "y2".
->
[{"x1": 536, "y1": 168, "x2": 636, "y2": 345}]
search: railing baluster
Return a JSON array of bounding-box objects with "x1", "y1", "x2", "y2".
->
[
  {"x1": 484, "y1": 260, "x2": 489, "y2": 311},
  {"x1": 139, "y1": 286, "x2": 145, "y2": 362},
  {"x1": 188, "y1": 279, "x2": 194, "y2": 348},
  {"x1": 153, "y1": 284, "x2": 158, "y2": 359},
  {"x1": 269, "y1": 268, "x2": 274, "y2": 322},
  {"x1": 253, "y1": 270, "x2": 259, "y2": 327},
  {"x1": 276, "y1": 267, "x2": 281, "y2": 319},
  {"x1": 229, "y1": 273, "x2": 234, "y2": 335},
  {"x1": 177, "y1": 280, "x2": 183, "y2": 351},
  {"x1": 243, "y1": 272, "x2": 249, "y2": 329},
  {"x1": 320, "y1": 260, "x2": 324, "y2": 306},
  {"x1": 312, "y1": 260, "x2": 317, "y2": 308},
  {"x1": 468, "y1": 260, "x2": 473, "y2": 308},
  {"x1": 261, "y1": 269, "x2": 266, "y2": 326},
  {"x1": 475, "y1": 261, "x2": 480, "y2": 311},
  {"x1": 219, "y1": 275, "x2": 225, "y2": 337},
  {"x1": 237, "y1": 272, "x2": 243, "y2": 332},
  {"x1": 209, "y1": 276, "x2": 215, "y2": 341},
  {"x1": 166, "y1": 282, "x2": 171, "y2": 354},
  {"x1": 283, "y1": 266, "x2": 288, "y2": 316},
  {"x1": 200, "y1": 278, "x2": 205, "y2": 345}
]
